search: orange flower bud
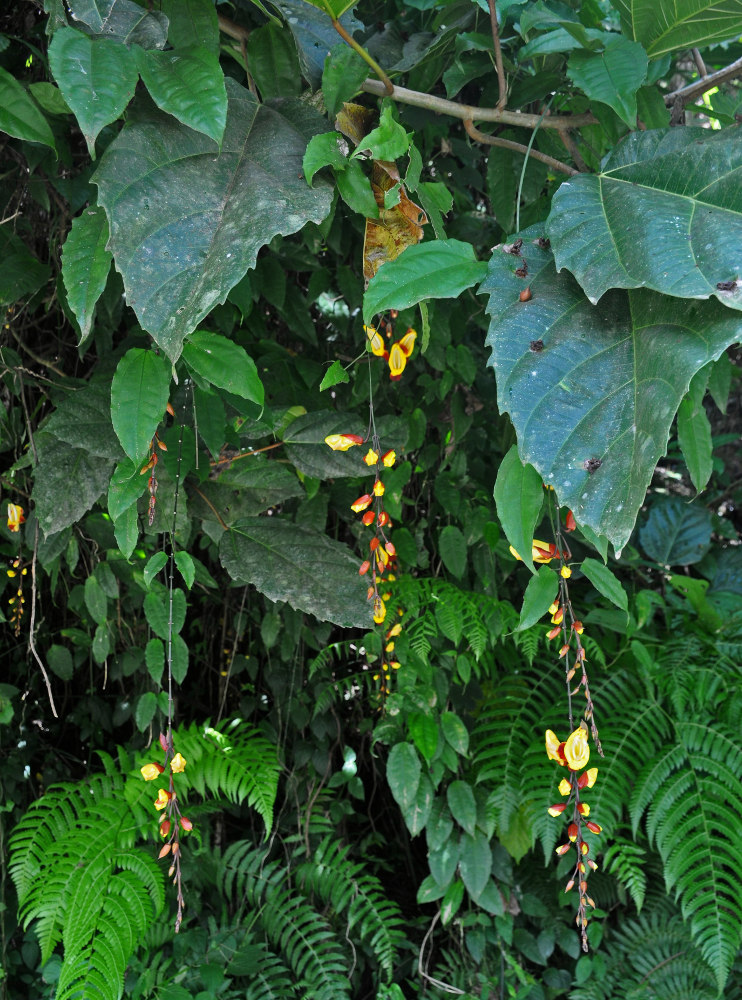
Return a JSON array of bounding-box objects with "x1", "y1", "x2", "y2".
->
[
  {"x1": 377, "y1": 511, "x2": 390, "y2": 526},
  {"x1": 565, "y1": 510, "x2": 577, "y2": 532},
  {"x1": 581, "y1": 841, "x2": 590, "y2": 854},
  {"x1": 159, "y1": 819, "x2": 171, "y2": 838},
  {"x1": 359, "y1": 560, "x2": 371, "y2": 575},
  {"x1": 369, "y1": 537, "x2": 380, "y2": 552},
  {"x1": 555, "y1": 843, "x2": 571, "y2": 856},
  {"x1": 158, "y1": 843, "x2": 172, "y2": 859},
  {"x1": 586, "y1": 821, "x2": 602, "y2": 835},
  {"x1": 559, "y1": 643, "x2": 570, "y2": 658},
  {"x1": 180, "y1": 816, "x2": 193, "y2": 831},
  {"x1": 385, "y1": 542, "x2": 396, "y2": 557},
  {"x1": 547, "y1": 626, "x2": 561, "y2": 640},
  {"x1": 547, "y1": 803, "x2": 566, "y2": 817},
  {"x1": 564, "y1": 879, "x2": 574, "y2": 892},
  {"x1": 362, "y1": 511, "x2": 375, "y2": 526},
  {"x1": 140, "y1": 762, "x2": 165, "y2": 781},
  {"x1": 351, "y1": 494, "x2": 373, "y2": 513},
  {"x1": 159, "y1": 733, "x2": 169, "y2": 753},
  {"x1": 568, "y1": 823, "x2": 578, "y2": 842},
  {"x1": 572, "y1": 621, "x2": 584, "y2": 634},
  {"x1": 551, "y1": 606, "x2": 564, "y2": 625}
]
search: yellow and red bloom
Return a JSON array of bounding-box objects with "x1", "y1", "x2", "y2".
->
[
  {"x1": 159, "y1": 819, "x2": 171, "y2": 838},
  {"x1": 388, "y1": 342, "x2": 406, "y2": 378},
  {"x1": 547, "y1": 802, "x2": 567, "y2": 817},
  {"x1": 359, "y1": 560, "x2": 371, "y2": 575},
  {"x1": 364, "y1": 448, "x2": 379, "y2": 465},
  {"x1": 509, "y1": 539, "x2": 558, "y2": 564},
  {"x1": 558, "y1": 777, "x2": 571, "y2": 796},
  {"x1": 564, "y1": 726, "x2": 590, "y2": 770},
  {"x1": 398, "y1": 328, "x2": 417, "y2": 356},
  {"x1": 154, "y1": 788, "x2": 172, "y2": 811},
  {"x1": 141, "y1": 762, "x2": 165, "y2": 781},
  {"x1": 170, "y1": 752, "x2": 186, "y2": 773},
  {"x1": 560, "y1": 565, "x2": 572, "y2": 579},
  {"x1": 325, "y1": 433, "x2": 364, "y2": 451},
  {"x1": 579, "y1": 767, "x2": 598, "y2": 789},
  {"x1": 381, "y1": 450, "x2": 396, "y2": 467},
  {"x1": 7, "y1": 504, "x2": 25, "y2": 532},
  {"x1": 351, "y1": 494, "x2": 373, "y2": 513},
  {"x1": 578, "y1": 802, "x2": 590, "y2": 816},
  {"x1": 373, "y1": 597, "x2": 386, "y2": 624},
  {"x1": 372, "y1": 479, "x2": 385, "y2": 497},
  {"x1": 586, "y1": 821, "x2": 602, "y2": 835},
  {"x1": 365, "y1": 325, "x2": 386, "y2": 356},
  {"x1": 545, "y1": 730, "x2": 565, "y2": 765}
]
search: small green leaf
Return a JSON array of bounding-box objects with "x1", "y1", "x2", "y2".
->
[
  {"x1": 403, "y1": 774, "x2": 434, "y2": 837},
  {"x1": 49, "y1": 29, "x2": 138, "y2": 157},
  {"x1": 677, "y1": 394, "x2": 713, "y2": 494},
  {"x1": 319, "y1": 359, "x2": 350, "y2": 391},
  {"x1": 161, "y1": 0, "x2": 219, "y2": 51},
  {"x1": 336, "y1": 158, "x2": 379, "y2": 218},
  {"x1": 567, "y1": 37, "x2": 648, "y2": 127},
  {"x1": 353, "y1": 105, "x2": 410, "y2": 161},
  {"x1": 440, "y1": 879, "x2": 465, "y2": 925},
  {"x1": 145, "y1": 638, "x2": 165, "y2": 686},
  {"x1": 429, "y1": 839, "x2": 460, "y2": 888},
  {"x1": 494, "y1": 445, "x2": 544, "y2": 575},
  {"x1": 0, "y1": 66, "x2": 56, "y2": 152},
  {"x1": 144, "y1": 552, "x2": 169, "y2": 588},
  {"x1": 84, "y1": 575, "x2": 108, "y2": 626},
  {"x1": 108, "y1": 459, "x2": 148, "y2": 521},
  {"x1": 135, "y1": 691, "x2": 159, "y2": 732},
  {"x1": 92, "y1": 623, "x2": 110, "y2": 664},
  {"x1": 387, "y1": 742, "x2": 421, "y2": 813},
  {"x1": 61, "y1": 206, "x2": 112, "y2": 344},
  {"x1": 136, "y1": 46, "x2": 227, "y2": 147},
  {"x1": 47, "y1": 645, "x2": 74, "y2": 681},
  {"x1": 174, "y1": 551, "x2": 195, "y2": 589},
  {"x1": 518, "y1": 566, "x2": 558, "y2": 631},
  {"x1": 322, "y1": 43, "x2": 368, "y2": 119},
  {"x1": 363, "y1": 239, "x2": 487, "y2": 324},
  {"x1": 441, "y1": 711, "x2": 469, "y2": 756},
  {"x1": 246, "y1": 22, "x2": 302, "y2": 99},
  {"x1": 439, "y1": 525, "x2": 467, "y2": 578},
  {"x1": 581, "y1": 558, "x2": 628, "y2": 616},
  {"x1": 181, "y1": 330, "x2": 263, "y2": 404},
  {"x1": 459, "y1": 830, "x2": 492, "y2": 900},
  {"x1": 303, "y1": 131, "x2": 349, "y2": 184},
  {"x1": 144, "y1": 588, "x2": 187, "y2": 638},
  {"x1": 408, "y1": 711, "x2": 439, "y2": 763},
  {"x1": 114, "y1": 505, "x2": 139, "y2": 559},
  {"x1": 417, "y1": 875, "x2": 446, "y2": 904},
  {"x1": 447, "y1": 780, "x2": 477, "y2": 836},
  {"x1": 171, "y1": 634, "x2": 189, "y2": 683},
  {"x1": 110, "y1": 348, "x2": 171, "y2": 463}
]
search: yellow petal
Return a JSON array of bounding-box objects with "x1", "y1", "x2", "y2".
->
[{"x1": 564, "y1": 726, "x2": 590, "y2": 770}]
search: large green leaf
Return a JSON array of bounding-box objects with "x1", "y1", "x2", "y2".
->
[
  {"x1": 181, "y1": 330, "x2": 263, "y2": 404},
  {"x1": 45, "y1": 382, "x2": 123, "y2": 461},
  {"x1": 190, "y1": 459, "x2": 304, "y2": 527},
  {"x1": 493, "y1": 445, "x2": 544, "y2": 575},
  {"x1": 386, "y1": 742, "x2": 422, "y2": 814},
  {"x1": 246, "y1": 22, "x2": 302, "y2": 99},
  {"x1": 219, "y1": 519, "x2": 372, "y2": 628},
  {"x1": 482, "y1": 228, "x2": 741, "y2": 553},
  {"x1": 547, "y1": 129, "x2": 742, "y2": 311},
  {"x1": 639, "y1": 496, "x2": 712, "y2": 565},
  {"x1": 612, "y1": 0, "x2": 742, "y2": 56},
  {"x1": 94, "y1": 79, "x2": 332, "y2": 361},
  {"x1": 110, "y1": 348, "x2": 171, "y2": 462},
  {"x1": 65, "y1": 0, "x2": 168, "y2": 48},
  {"x1": 161, "y1": 0, "x2": 218, "y2": 51},
  {"x1": 61, "y1": 206, "x2": 113, "y2": 342},
  {"x1": 136, "y1": 46, "x2": 227, "y2": 146},
  {"x1": 567, "y1": 37, "x2": 647, "y2": 128},
  {"x1": 49, "y1": 28, "x2": 138, "y2": 157},
  {"x1": 0, "y1": 66, "x2": 56, "y2": 152},
  {"x1": 32, "y1": 433, "x2": 114, "y2": 537},
  {"x1": 0, "y1": 226, "x2": 50, "y2": 307},
  {"x1": 363, "y1": 239, "x2": 488, "y2": 324}
]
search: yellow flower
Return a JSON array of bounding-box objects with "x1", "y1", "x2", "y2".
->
[
  {"x1": 558, "y1": 777, "x2": 571, "y2": 796},
  {"x1": 564, "y1": 726, "x2": 590, "y2": 770},
  {"x1": 381, "y1": 450, "x2": 396, "y2": 467},
  {"x1": 154, "y1": 788, "x2": 171, "y2": 810},
  {"x1": 365, "y1": 325, "x2": 386, "y2": 356},
  {"x1": 388, "y1": 342, "x2": 406, "y2": 377},
  {"x1": 560, "y1": 565, "x2": 572, "y2": 579},
  {"x1": 364, "y1": 448, "x2": 379, "y2": 465},
  {"x1": 509, "y1": 539, "x2": 557, "y2": 564},
  {"x1": 398, "y1": 328, "x2": 417, "y2": 356},
  {"x1": 140, "y1": 762, "x2": 164, "y2": 781},
  {"x1": 324, "y1": 433, "x2": 363, "y2": 451},
  {"x1": 373, "y1": 479, "x2": 385, "y2": 497},
  {"x1": 7, "y1": 503, "x2": 25, "y2": 532},
  {"x1": 373, "y1": 597, "x2": 386, "y2": 624},
  {"x1": 170, "y1": 753, "x2": 186, "y2": 773},
  {"x1": 545, "y1": 730, "x2": 564, "y2": 764}
]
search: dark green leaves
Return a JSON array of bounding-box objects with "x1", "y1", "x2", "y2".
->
[
  {"x1": 567, "y1": 37, "x2": 647, "y2": 127},
  {"x1": 181, "y1": 330, "x2": 263, "y2": 404},
  {"x1": 61, "y1": 206, "x2": 112, "y2": 343},
  {"x1": 494, "y1": 446, "x2": 544, "y2": 575},
  {"x1": 49, "y1": 28, "x2": 138, "y2": 157},
  {"x1": 547, "y1": 129, "x2": 742, "y2": 311},
  {"x1": 65, "y1": 0, "x2": 168, "y2": 48},
  {"x1": 94, "y1": 79, "x2": 332, "y2": 361},
  {"x1": 387, "y1": 742, "x2": 421, "y2": 814},
  {"x1": 482, "y1": 230, "x2": 741, "y2": 552},
  {"x1": 518, "y1": 566, "x2": 558, "y2": 631},
  {"x1": 363, "y1": 239, "x2": 487, "y2": 324},
  {"x1": 613, "y1": 0, "x2": 742, "y2": 56},
  {"x1": 136, "y1": 46, "x2": 227, "y2": 146},
  {"x1": 110, "y1": 349, "x2": 171, "y2": 462},
  {"x1": 580, "y1": 558, "x2": 628, "y2": 616},
  {"x1": 639, "y1": 496, "x2": 712, "y2": 565},
  {"x1": 219, "y1": 519, "x2": 372, "y2": 628},
  {"x1": 0, "y1": 66, "x2": 56, "y2": 152}
]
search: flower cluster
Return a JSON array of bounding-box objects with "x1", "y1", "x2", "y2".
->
[
  {"x1": 6, "y1": 505, "x2": 26, "y2": 636},
  {"x1": 324, "y1": 431, "x2": 403, "y2": 696},
  {"x1": 545, "y1": 724, "x2": 601, "y2": 949},
  {"x1": 364, "y1": 316, "x2": 417, "y2": 381},
  {"x1": 140, "y1": 733, "x2": 192, "y2": 932}
]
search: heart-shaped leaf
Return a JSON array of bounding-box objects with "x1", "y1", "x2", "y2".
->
[
  {"x1": 136, "y1": 46, "x2": 227, "y2": 146},
  {"x1": 219, "y1": 518, "x2": 372, "y2": 627},
  {"x1": 547, "y1": 128, "x2": 742, "y2": 311},
  {"x1": 94, "y1": 79, "x2": 332, "y2": 361},
  {"x1": 482, "y1": 228, "x2": 741, "y2": 553}
]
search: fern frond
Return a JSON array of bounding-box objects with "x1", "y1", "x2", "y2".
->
[
  {"x1": 602, "y1": 837, "x2": 647, "y2": 911},
  {"x1": 630, "y1": 721, "x2": 742, "y2": 991},
  {"x1": 512, "y1": 627, "x2": 540, "y2": 666}
]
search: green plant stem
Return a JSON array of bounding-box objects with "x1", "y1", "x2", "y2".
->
[
  {"x1": 332, "y1": 19, "x2": 393, "y2": 94},
  {"x1": 463, "y1": 118, "x2": 577, "y2": 178},
  {"x1": 486, "y1": 0, "x2": 507, "y2": 110},
  {"x1": 362, "y1": 77, "x2": 598, "y2": 129}
]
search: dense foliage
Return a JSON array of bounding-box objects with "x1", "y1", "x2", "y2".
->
[{"x1": 1, "y1": 0, "x2": 742, "y2": 997}]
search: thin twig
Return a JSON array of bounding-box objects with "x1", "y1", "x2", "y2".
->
[
  {"x1": 332, "y1": 19, "x2": 393, "y2": 94},
  {"x1": 664, "y1": 55, "x2": 742, "y2": 107},
  {"x1": 557, "y1": 128, "x2": 588, "y2": 172},
  {"x1": 362, "y1": 77, "x2": 598, "y2": 129},
  {"x1": 486, "y1": 0, "x2": 507, "y2": 110},
  {"x1": 463, "y1": 118, "x2": 578, "y2": 176},
  {"x1": 29, "y1": 521, "x2": 58, "y2": 718},
  {"x1": 691, "y1": 48, "x2": 707, "y2": 79}
]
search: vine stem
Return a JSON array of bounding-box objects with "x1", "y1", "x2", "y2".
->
[
  {"x1": 664, "y1": 54, "x2": 742, "y2": 106},
  {"x1": 463, "y1": 118, "x2": 577, "y2": 177},
  {"x1": 485, "y1": 0, "x2": 507, "y2": 110},
  {"x1": 361, "y1": 78, "x2": 598, "y2": 129},
  {"x1": 331, "y1": 18, "x2": 393, "y2": 94}
]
